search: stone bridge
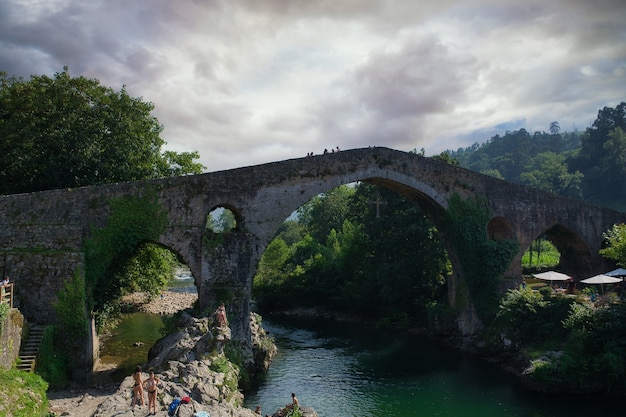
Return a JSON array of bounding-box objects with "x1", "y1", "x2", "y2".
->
[{"x1": 1, "y1": 147, "x2": 625, "y2": 341}]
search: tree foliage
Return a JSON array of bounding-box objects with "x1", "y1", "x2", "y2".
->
[
  {"x1": 207, "y1": 208, "x2": 237, "y2": 233},
  {"x1": 0, "y1": 68, "x2": 204, "y2": 195},
  {"x1": 519, "y1": 152, "x2": 583, "y2": 198},
  {"x1": 496, "y1": 286, "x2": 573, "y2": 344},
  {"x1": 444, "y1": 102, "x2": 626, "y2": 210},
  {"x1": 496, "y1": 289, "x2": 626, "y2": 394},
  {"x1": 573, "y1": 102, "x2": 626, "y2": 206},
  {"x1": 254, "y1": 184, "x2": 449, "y2": 326},
  {"x1": 117, "y1": 243, "x2": 179, "y2": 298},
  {"x1": 51, "y1": 270, "x2": 90, "y2": 384},
  {"x1": 53, "y1": 270, "x2": 89, "y2": 345},
  {"x1": 599, "y1": 223, "x2": 626, "y2": 267},
  {"x1": 84, "y1": 193, "x2": 168, "y2": 313}
]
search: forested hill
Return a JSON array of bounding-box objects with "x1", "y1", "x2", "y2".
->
[{"x1": 443, "y1": 101, "x2": 626, "y2": 212}]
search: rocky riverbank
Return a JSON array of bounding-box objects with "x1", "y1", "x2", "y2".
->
[{"x1": 48, "y1": 292, "x2": 287, "y2": 417}]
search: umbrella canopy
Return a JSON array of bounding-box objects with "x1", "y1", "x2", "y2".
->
[
  {"x1": 533, "y1": 271, "x2": 572, "y2": 281},
  {"x1": 581, "y1": 274, "x2": 622, "y2": 284},
  {"x1": 604, "y1": 268, "x2": 626, "y2": 277},
  {"x1": 581, "y1": 274, "x2": 622, "y2": 295}
]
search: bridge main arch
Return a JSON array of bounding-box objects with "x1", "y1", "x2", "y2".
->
[{"x1": 196, "y1": 169, "x2": 458, "y2": 340}]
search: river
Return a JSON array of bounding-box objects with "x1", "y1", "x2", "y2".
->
[{"x1": 243, "y1": 315, "x2": 621, "y2": 417}]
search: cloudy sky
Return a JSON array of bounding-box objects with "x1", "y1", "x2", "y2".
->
[{"x1": 1, "y1": 0, "x2": 625, "y2": 172}]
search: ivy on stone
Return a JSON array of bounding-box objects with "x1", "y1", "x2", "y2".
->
[{"x1": 445, "y1": 193, "x2": 518, "y2": 322}]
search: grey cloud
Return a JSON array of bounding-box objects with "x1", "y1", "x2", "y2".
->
[
  {"x1": 354, "y1": 36, "x2": 477, "y2": 119},
  {"x1": 1, "y1": 0, "x2": 625, "y2": 172}
]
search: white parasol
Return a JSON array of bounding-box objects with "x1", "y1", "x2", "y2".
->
[
  {"x1": 581, "y1": 274, "x2": 622, "y2": 294},
  {"x1": 533, "y1": 271, "x2": 572, "y2": 281}
]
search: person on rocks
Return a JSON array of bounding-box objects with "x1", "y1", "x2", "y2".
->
[
  {"x1": 131, "y1": 365, "x2": 145, "y2": 410},
  {"x1": 291, "y1": 392, "x2": 299, "y2": 407},
  {"x1": 215, "y1": 302, "x2": 228, "y2": 327},
  {"x1": 284, "y1": 392, "x2": 299, "y2": 414},
  {"x1": 143, "y1": 370, "x2": 160, "y2": 415},
  {"x1": 254, "y1": 405, "x2": 262, "y2": 415}
]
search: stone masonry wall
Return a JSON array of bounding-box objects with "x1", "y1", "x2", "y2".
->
[{"x1": 0, "y1": 309, "x2": 24, "y2": 370}]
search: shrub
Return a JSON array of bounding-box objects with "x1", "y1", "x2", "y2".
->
[
  {"x1": 496, "y1": 287, "x2": 546, "y2": 342},
  {"x1": 53, "y1": 271, "x2": 89, "y2": 353},
  {"x1": 35, "y1": 326, "x2": 69, "y2": 388},
  {"x1": 495, "y1": 286, "x2": 574, "y2": 345}
]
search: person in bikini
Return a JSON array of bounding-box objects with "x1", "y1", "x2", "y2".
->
[
  {"x1": 131, "y1": 365, "x2": 145, "y2": 409},
  {"x1": 143, "y1": 370, "x2": 160, "y2": 415}
]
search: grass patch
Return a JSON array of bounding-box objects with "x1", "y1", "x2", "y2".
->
[{"x1": 0, "y1": 368, "x2": 49, "y2": 417}]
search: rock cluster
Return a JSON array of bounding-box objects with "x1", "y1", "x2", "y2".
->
[{"x1": 92, "y1": 309, "x2": 287, "y2": 417}]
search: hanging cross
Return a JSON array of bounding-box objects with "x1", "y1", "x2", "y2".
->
[{"x1": 369, "y1": 191, "x2": 387, "y2": 218}]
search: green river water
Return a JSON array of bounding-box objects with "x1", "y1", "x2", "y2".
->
[
  {"x1": 98, "y1": 312, "x2": 164, "y2": 381},
  {"x1": 244, "y1": 316, "x2": 622, "y2": 417},
  {"x1": 100, "y1": 313, "x2": 622, "y2": 417}
]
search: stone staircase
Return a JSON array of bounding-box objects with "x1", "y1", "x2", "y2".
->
[{"x1": 17, "y1": 325, "x2": 45, "y2": 373}]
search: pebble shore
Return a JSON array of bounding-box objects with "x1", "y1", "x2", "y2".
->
[{"x1": 120, "y1": 290, "x2": 198, "y2": 315}]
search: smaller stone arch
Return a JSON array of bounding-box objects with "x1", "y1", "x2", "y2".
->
[
  {"x1": 538, "y1": 224, "x2": 594, "y2": 280},
  {"x1": 487, "y1": 216, "x2": 514, "y2": 241},
  {"x1": 206, "y1": 203, "x2": 245, "y2": 233}
]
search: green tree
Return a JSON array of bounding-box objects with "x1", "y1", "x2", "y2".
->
[
  {"x1": 0, "y1": 68, "x2": 204, "y2": 195},
  {"x1": 254, "y1": 183, "x2": 449, "y2": 325},
  {"x1": 52, "y1": 271, "x2": 90, "y2": 382},
  {"x1": 118, "y1": 243, "x2": 178, "y2": 298},
  {"x1": 601, "y1": 127, "x2": 626, "y2": 207},
  {"x1": 573, "y1": 102, "x2": 626, "y2": 206},
  {"x1": 348, "y1": 184, "x2": 448, "y2": 322},
  {"x1": 599, "y1": 223, "x2": 626, "y2": 267},
  {"x1": 479, "y1": 169, "x2": 504, "y2": 179},
  {"x1": 431, "y1": 152, "x2": 460, "y2": 165},
  {"x1": 298, "y1": 185, "x2": 355, "y2": 242},
  {"x1": 519, "y1": 152, "x2": 583, "y2": 198},
  {"x1": 85, "y1": 193, "x2": 168, "y2": 311}
]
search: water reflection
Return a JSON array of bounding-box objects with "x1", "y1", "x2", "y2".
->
[{"x1": 98, "y1": 312, "x2": 164, "y2": 381}]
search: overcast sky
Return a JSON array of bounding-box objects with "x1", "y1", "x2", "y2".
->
[{"x1": 1, "y1": 0, "x2": 625, "y2": 172}]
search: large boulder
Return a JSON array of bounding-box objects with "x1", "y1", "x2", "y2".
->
[{"x1": 92, "y1": 368, "x2": 260, "y2": 416}]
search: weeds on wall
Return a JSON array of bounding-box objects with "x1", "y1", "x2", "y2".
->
[
  {"x1": 445, "y1": 193, "x2": 518, "y2": 322},
  {"x1": 53, "y1": 271, "x2": 89, "y2": 347},
  {"x1": 46, "y1": 270, "x2": 90, "y2": 385},
  {"x1": 0, "y1": 303, "x2": 9, "y2": 338}
]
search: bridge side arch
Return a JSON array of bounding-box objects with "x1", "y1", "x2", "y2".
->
[{"x1": 520, "y1": 223, "x2": 595, "y2": 280}]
